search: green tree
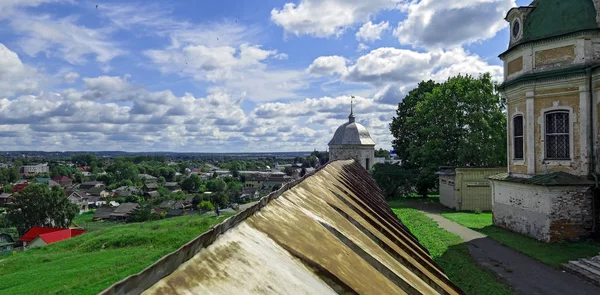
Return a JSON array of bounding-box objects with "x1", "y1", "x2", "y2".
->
[
  {"x1": 181, "y1": 174, "x2": 202, "y2": 193},
  {"x1": 197, "y1": 200, "x2": 215, "y2": 211},
  {"x1": 130, "y1": 203, "x2": 160, "y2": 222},
  {"x1": 371, "y1": 163, "x2": 414, "y2": 199},
  {"x1": 10, "y1": 160, "x2": 21, "y2": 182},
  {"x1": 389, "y1": 74, "x2": 506, "y2": 196},
  {"x1": 207, "y1": 178, "x2": 227, "y2": 192},
  {"x1": 2, "y1": 185, "x2": 13, "y2": 193},
  {"x1": 106, "y1": 160, "x2": 139, "y2": 182},
  {"x1": 283, "y1": 166, "x2": 293, "y2": 176},
  {"x1": 6, "y1": 184, "x2": 78, "y2": 235},
  {"x1": 374, "y1": 148, "x2": 391, "y2": 160}
]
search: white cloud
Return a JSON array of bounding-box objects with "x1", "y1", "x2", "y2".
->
[
  {"x1": 356, "y1": 21, "x2": 389, "y2": 42},
  {"x1": 310, "y1": 47, "x2": 503, "y2": 104},
  {"x1": 0, "y1": 43, "x2": 40, "y2": 98},
  {"x1": 10, "y1": 12, "x2": 124, "y2": 64},
  {"x1": 271, "y1": 0, "x2": 400, "y2": 37},
  {"x1": 322, "y1": 47, "x2": 503, "y2": 86},
  {"x1": 357, "y1": 43, "x2": 370, "y2": 52},
  {"x1": 273, "y1": 53, "x2": 289, "y2": 60},
  {"x1": 394, "y1": 0, "x2": 514, "y2": 48},
  {"x1": 63, "y1": 72, "x2": 79, "y2": 84},
  {"x1": 307, "y1": 56, "x2": 348, "y2": 76}
]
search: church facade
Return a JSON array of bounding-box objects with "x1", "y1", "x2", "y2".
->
[
  {"x1": 328, "y1": 105, "x2": 375, "y2": 170},
  {"x1": 490, "y1": 0, "x2": 600, "y2": 242}
]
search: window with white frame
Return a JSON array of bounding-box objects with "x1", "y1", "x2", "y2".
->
[
  {"x1": 513, "y1": 115, "x2": 524, "y2": 159},
  {"x1": 545, "y1": 111, "x2": 569, "y2": 159}
]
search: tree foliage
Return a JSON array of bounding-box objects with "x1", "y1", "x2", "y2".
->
[
  {"x1": 198, "y1": 201, "x2": 215, "y2": 211},
  {"x1": 6, "y1": 184, "x2": 78, "y2": 235},
  {"x1": 387, "y1": 74, "x2": 506, "y2": 197},
  {"x1": 374, "y1": 148, "x2": 390, "y2": 159},
  {"x1": 181, "y1": 174, "x2": 202, "y2": 193}
]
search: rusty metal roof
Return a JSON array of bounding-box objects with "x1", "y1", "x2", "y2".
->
[{"x1": 100, "y1": 160, "x2": 464, "y2": 295}]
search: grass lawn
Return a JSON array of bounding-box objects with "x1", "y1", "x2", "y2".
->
[
  {"x1": 391, "y1": 206, "x2": 514, "y2": 295},
  {"x1": 442, "y1": 212, "x2": 600, "y2": 267},
  {"x1": 0, "y1": 213, "x2": 233, "y2": 295},
  {"x1": 71, "y1": 212, "x2": 120, "y2": 232}
]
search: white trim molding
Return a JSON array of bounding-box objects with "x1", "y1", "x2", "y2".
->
[{"x1": 538, "y1": 102, "x2": 576, "y2": 172}]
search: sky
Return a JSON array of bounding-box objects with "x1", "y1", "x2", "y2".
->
[{"x1": 0, "y1": 0, "x2": 530, "y2": 152}]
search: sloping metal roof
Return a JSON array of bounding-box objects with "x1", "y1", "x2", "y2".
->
[
  {"x1": 488, "y1": 171, "x2": 595, "y2": 186},
  {"x1": 328, "y1": 121, "x2": 376, "y2": 146},
  {"x1": 100, "y1": 160, "x2": 463, "y2": 295}
]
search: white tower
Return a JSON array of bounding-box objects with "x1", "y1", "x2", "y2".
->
[{"x1": 328, "y1": 100, "x2": 375, "y2": 170}]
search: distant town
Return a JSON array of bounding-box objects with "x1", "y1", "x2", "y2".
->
[{"x1": 0, "y1": 149, "x2": 397, "y2": 252}]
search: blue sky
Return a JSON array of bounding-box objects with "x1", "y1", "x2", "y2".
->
[{"x1": 0, "y1": 0, "x2": 529, "y2": 152}]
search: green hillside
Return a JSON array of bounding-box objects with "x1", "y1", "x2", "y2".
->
[{"x1": 0, "y1": 213, "x2": 232, "y2": 295}]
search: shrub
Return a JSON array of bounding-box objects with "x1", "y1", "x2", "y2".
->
[
  {"x1": 198, "y1": 201, "x2": 215, "y2": 211},
  {"x1": 474, "y1": 208, "x2": 482, "y2": 214}
]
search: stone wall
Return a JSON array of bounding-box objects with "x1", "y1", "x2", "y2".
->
[
  {"x1": 491, "y1": 180, "x2": 593, "y2": 242},
  {"x1": 329, "y1": 145, "x2": 375, "y2": 170}
]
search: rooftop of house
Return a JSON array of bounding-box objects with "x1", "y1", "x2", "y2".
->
[
  {"x1": 101, "y1": 160, "x2": 462, "y2": 294},
  {"x1": 144, "y1": 183, "x2": 159, "y2": 189},
  {"x1": 34, "y1": 229, "x2": 85, "y2": 245},
  {"x1": 110, "y1": 203, "x2": 139, "y2": 216},
  {"x1": 145, "y1": 191, "x2": 160, "y2": 198},
  {"x1": 52, "y1": 176, "x2": 72, "y2": 181},
  {"x1": 488, "y1": 171, "x2": 596, "y2": 186},
  {"x1": 85, "y1": 186, "x2": 106, "y2": 196},
  {"x1": 20, "y1": 227, "x2": 65, "y2": 243},
  {"x1": 93, "y1": 207, "x2": 114, "y2": 219},
  {"x1": 139, "y1": 174, "x2": 158, "y2": 180}
]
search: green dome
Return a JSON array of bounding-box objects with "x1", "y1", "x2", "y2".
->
[{"x1": 522, "y1": 0, "x2": 597, "y2": 42}]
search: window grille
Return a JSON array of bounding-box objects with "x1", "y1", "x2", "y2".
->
[
  {"x1": 513, "y1": 116, "x2": 524, "y2": 159},
  {"x1": 545, "y1": 111, "x2": 569, "y2": 159}
]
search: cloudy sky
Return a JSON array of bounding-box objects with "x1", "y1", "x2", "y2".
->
[{"x1": 0, "y1": 0, "x2": 528, "y2": 152}]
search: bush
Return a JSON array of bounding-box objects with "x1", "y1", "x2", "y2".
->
[
  {"x1": 474, "y1": 208, "x2": 482, "y2": 214},
  {"x1": 198, "y1": 201, "x2": 215, "y2": 211}
]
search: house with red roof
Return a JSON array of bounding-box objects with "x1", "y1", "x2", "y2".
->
[
  {"x1": 19, "y1": 227, "x2": 85, "y2": 249},
  {"x1": 11, "y1": 181, "x2": 28, "y2": 194},
  {"x1": 51, "y1": 176, "x2": 72, "y2": 187}
]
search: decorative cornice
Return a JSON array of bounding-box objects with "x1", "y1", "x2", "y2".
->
[
  {"x1": 499, "y1": 64, "x2": 600, "y2": 92},
  {"x1": 499, "y1": 29, "x2": 600, "y2": 59}
]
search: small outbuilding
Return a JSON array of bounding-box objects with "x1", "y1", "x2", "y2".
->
[{"x1": 436, "y1": 167, "x2": 505, "y2": 212}]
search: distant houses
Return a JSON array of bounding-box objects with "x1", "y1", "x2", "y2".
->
[
  {"x1": 0, "y1": 233, "x2": 15, "y2": 255},
  {"x1": 20, "y1": 163, "x2": 50, "y2": 177},
  {"x1": 52, "y1": 176, "x2": 73, "y2": 187},
  {"x1": 19, "y1": 227, "x2": 85, "y2": 249},
  {"x1": 109, "y1": 203, "x2": 139, "y2": 221}
]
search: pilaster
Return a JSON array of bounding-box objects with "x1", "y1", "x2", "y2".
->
[{"x1": 526, "y1": 92, "x2": 535, "y2": 175}]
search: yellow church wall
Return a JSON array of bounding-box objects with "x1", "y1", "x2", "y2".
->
[
  {"x1": 534, "y1": 93, "x2": 581, "y2": 174},
  {"x1": 535, "y1": 45, "x2": 576, "y2": 67},
  {"x1": 507, "y1": 56, "x2": 523, "y2": 76}
]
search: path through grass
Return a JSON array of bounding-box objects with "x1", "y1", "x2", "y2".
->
[
  {"x1": 391, "y1": 206, "x2": 514, "y2": 295},
  {"x1": 0, "y1": 213, "x2": 232, "y2": 295},
  {"x1": 442, "y1": 212, "x2": 600, "y2": 267}
]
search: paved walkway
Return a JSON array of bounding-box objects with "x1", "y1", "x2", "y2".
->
[{"x1": 425, "y1": 213, "x2": 600, "y2": 295}]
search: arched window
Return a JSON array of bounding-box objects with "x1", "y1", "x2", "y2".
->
[
  {"x1": 545, "y1": 111, "x2": 570, "y2": 159},
  {"x1": 513, "y1": 115, "x2": 524, "y2": 159}
]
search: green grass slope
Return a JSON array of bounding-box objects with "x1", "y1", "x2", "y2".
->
[{"x1": 0, "y1": 213, "x2": 232, "y2": 295}]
